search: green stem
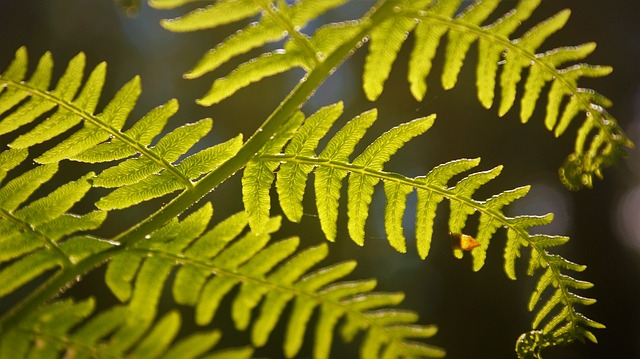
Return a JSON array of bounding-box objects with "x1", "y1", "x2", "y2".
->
[{"x1": 0, "y1": 0, "x2": 396, "y2": 331}]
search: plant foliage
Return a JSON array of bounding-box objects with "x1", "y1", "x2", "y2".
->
[{"x1": 0, "y1": 0, "x2": 631, "y2": 358}]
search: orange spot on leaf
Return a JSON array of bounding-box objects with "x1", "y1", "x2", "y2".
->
[{"x1": 450, "y1": 232, "x2": 480, "y2": 251}]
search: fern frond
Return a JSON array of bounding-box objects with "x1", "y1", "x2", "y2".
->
[
  {"x1": 401, "y1": 0, "x2": 632, "y2": 189},
  {"x1": 154, "y1": 0, "x2": 632, "y2": 188},
  {"x1": 502, "y1": 219, "x2": 604, "y2": 357},
  {"x1": 246, "y1": 103, "x2": 603, "y2": 354},
  {"x1": 103, "y1": 203, "x2": 444, "y2": 358},
  {"x1": 0, "y1": 48, "x2": 242, "y2": 210},
  {"x1": 244, "y1": 104, "x2": 506, "y2": 259},
  {"x1": 0, "y1": 298, "x2": 253, "y2": 359},
  {"x1": 0, "y1": 154, "x2": 108, "y2": 298}
]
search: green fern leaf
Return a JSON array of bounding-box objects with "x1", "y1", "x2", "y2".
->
[
  {"x1": 243, "y1": 111, "x2": 304, "y2": 232},
  {"x1": 447, "y1": 166, "x2": 502, "y2": 245},
  {"x1": 154, "y1": 0, "x2": 631, "y2": 189},
  {"x1": 101, "y1": 205, "x2": 443, "y2": 358},
  {"x1": 9, "y1": 60, "x2": 107, "y2": 151},
  {"x1": 147, "y1": 0, "x2": 197, "y2": 9},
  {"x1": 442, "y1": 0, "x2": 501, "y2": 90},
  {"x1": 0, "y1": 148, "x2": 28, "y2": 183},
  {"x1": 232, "y1": 236, "x2": 301, "y2": 331},
  {"x1": 476, "y1": 0, "x2": 541, "y2": 108},
  {"x1": 415, "y1": 158, "x2": 480, "y2": 259},
  {"x1": 0, "y1": 49, "x2": 239, "y2": 210},
  {"x1": 94, "y1": 118, "x2": 210, "y2": 188},
  {"x1": 97, "y1": 134, "x2": 243, "y2": 210},
  {"x1": 0, "y1": 298, "x2": 252, "y2": 359},
  {"x1": 0, "y1": 158, "x2": 107, "y2": 281},
  {"x1": 250, "y1": 105, "x2": 548, "y2": 263},
  {"x1": 72, "y1": 99, "x2": 179, "y2": 163},
  {"x1": 519, "y1": 43, "x2": 597, "y2": 122},
  {"x1": 408, "y1": 0, "x2": 462, "y2": 100},
  {"x1": 283, "y1": 261, "x2": 358, "y2": 356},
  {"x1": 188, "y1": 19, "x2": 284, "y2": 79},
  {"x1": 239, "y1": 100, "x2": 604, "y2": 356},
  {"x1": 160, "y1": 0, "x2": 262, "y2": 32},
  {"x1": 179, "y1": 0, "x2": 348, "y2": 79},
  {"x1": 154, "y1": 0, "x2": 347, "y2": 81},
  {"x1": 383, "y1": 181, "x2": 413, "y2": 253},
  {"x1": 498, "y1": 9, "x2": 571, "y2": 116},
  {"x1": 0, "y1": 51, "x2": 53, "y2": 134},
  {"x1": 400, "y1": 1, "x2": 631, "y2": 188},
  {"x1": 363, "y1": 0, "x2": 430, "y2": 101},
  {"x1": 277, "y1": 102, "x2": 343, "y2": 222},
  {"x1": 39, "y1": 75, "x2": 141, "y2": 163},
  {"x1": 0, "y1": 236, "x2": 111, "y2": 299},
  {"x1": 0, "y1": 4, "x2": 620, "y2": 358},
  {"x1": 471, "y1": 186, "x2": 530, "y2": 271},
  {"x1": 315, "y1": 108, "x2": 377, "y2": 241},
  {"x1": 198, "y1": 49, "x2": 305, "y2": 106},
  {"x1": 348, "y1": 116, "x2": 435, "y2": 245},
  {"x1": 53, "y1": 0, "x2": 640, "y2": 189},
  {"x1": 515, "y1": 232, "x2": 603, "y2": 352}
]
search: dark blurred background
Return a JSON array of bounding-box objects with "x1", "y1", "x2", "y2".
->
[{"x1": 0, "y1": 0, "x2": 638, "y2": 358}]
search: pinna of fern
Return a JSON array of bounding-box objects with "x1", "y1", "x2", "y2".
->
[
  {"x1": 244, "y1": 101, "x2": 604, "y2": 355},
  {"x1": 0, "y1": 47, "x2": 243, "y2": 211},
  {"x1": 0, "y1": 297, "x2": 254, "y2": 359},
  {"x1": 104, "y1": 203, "x2": 445, "y2": 359},
  {"x1": 151, "y1": 0, "x2": 633, "y2": 190}
]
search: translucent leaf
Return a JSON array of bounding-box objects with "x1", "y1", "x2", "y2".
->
[
  {"x1": 36, "y1": 74, "x2": 138, "y2": 164},
  {"x1": 315, "y1": 109, "x2": 377, "y2": 241},
  {"x1": 277, "y1": 102, "x2": 343, "y2": 222},
  {"x1": 0, "y1": 52, "x2": 53, "y2": 134},
  {"x1": 476, "y1": 0, "x2": 541, "y2": 108},
  {"x1": 160, "y1": 0, "x2": 262, "y2": 32},
  {"x1": 499, "y1": 10, "x2": 571, "y2": 116},
  {"x1": 383, "y1": 181, "x2": 413, "y2": 252},
  {"x1": 363, "y1": 0, "x2": 429, "y2": 101},
  {"x1": 408, "y1": 0, "x2": 462, "y2": 100},
  {"x1": 198, "y1": 51, "x2": 304, "y2": 106},
  {"x1": 73, "y1": 99, "x2": 179, "y2": 163},
  {"x1": 349, "y1": 117, "x2": 435, "y2": 245},
  {"x1": 441, "y1": 0, "x2": 501, "y2": 89},
  {"x1": 0, "y1": 164, "x2": 57, "y2": 212}
]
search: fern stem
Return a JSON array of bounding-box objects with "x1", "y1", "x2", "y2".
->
[
  {"x1": 0, "y1": 208, "x2": 73, "y2": 268},
  {"x1": 0, "y1": 0, "x2": 399, "y2": 329},
  {"x1": 256, "y1": 0, "x2": 321, "y2": 67},
  {"x1": 0, "y1": 80, "x2": 193, "y2": 188}
]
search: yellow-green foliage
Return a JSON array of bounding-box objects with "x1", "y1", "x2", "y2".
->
[{"x1": 0, "y1": 0, "x2": 630, "y2": 358}]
